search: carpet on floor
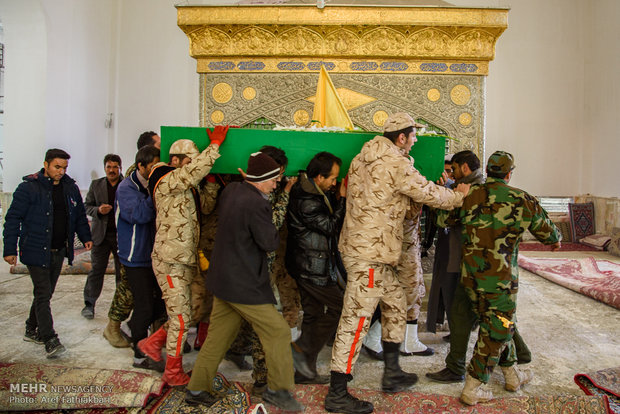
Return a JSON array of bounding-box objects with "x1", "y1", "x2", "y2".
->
[
  {"x1": 519, "y1": 242, "x2": 599, "y2": 252},
  {"x1": 575, "y1": 367, "x2": 620, "y2": 414},
  {"x1": 0, "y1": 362, "x2": 164, "y2": 411},
  {"x1": 260, "y1": 383, "x2": 611, "y2": 414},
  {"x1": 517, "y1": 255, "x2": 620, "y2": 309},
  {"x1": 145, "y1": 373, "x2": 265, "y2": 414}
]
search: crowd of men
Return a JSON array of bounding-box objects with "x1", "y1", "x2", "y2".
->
[{"x1": 2, "y1": 112, "x2": 560, "y2": 413}]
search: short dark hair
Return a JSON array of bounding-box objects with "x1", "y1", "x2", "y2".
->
[
  {"x1": 137, "y1": 131, "x2": 158, "y2": 149},
  {"x1": 135, "y1": 145, "x2": 160, "y2": 169},
  {"x1": 451, "y1": 150, "x2": 480, "y2": 171},
  {"x1": 383, "y1": 126, "x2": 414, "y2": 144},
  {"x1": 260, "y1": 145, "x2": 288, "y2": 168},
  {"x1": 306, "y1": 152, "x2": 342, "y2": 179},
  {"x1": 45, "y1": 149, "x2": 70, "y2": 163},
  {"x1": 103, "y1": 153, "x2": 122, "y2": 168}
]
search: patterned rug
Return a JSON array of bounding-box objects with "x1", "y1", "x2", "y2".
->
[
  {"x1": 570, "y1": 202, "x2": 596, "y2": 242},
  {"x1": 518, "y1": 255, "x2": 620, "y2": 309},
  {"x1": 519, "y1": 242, "x2": 599, "y2": 252},
  {"x1": 145, "y1": 373, "x2": 265, "y2": 414},
  {"x1": 575, "y1": 367, "x2": 620, "y2": 414},
  {"x1": 261, "y1": 383, "x2": 610, "y2": 413},
  {"x1": 0, "y1": 362, "x2": 164, "y2": 411}
]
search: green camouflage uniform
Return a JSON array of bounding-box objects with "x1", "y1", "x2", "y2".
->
[{"x1": 443, "y1": 152, "x2": 560, "y2": 383}]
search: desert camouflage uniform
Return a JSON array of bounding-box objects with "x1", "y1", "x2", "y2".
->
[
  {"x1": 331, "y1": 135, "x2": 464, "y2": 374},
  {"x1": 151, "y1": 144, "x2": 220, "y2": 357},
  {"x1": 397, "y1": 201, "x2": 426, "y2": 321},
  {"x1": 443, "y1": 175, "x2": 560, "y2": 383}
]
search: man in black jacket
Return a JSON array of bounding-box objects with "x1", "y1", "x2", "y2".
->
[
  {"x1": 186, "y1": 152, "x2": 303, "y2": 412},
  {"x1": 3, "y1": 149, "x2": 92, "y2": 358},
  {"x1": 285, "y1": 151, "x2": 346, "y2": 384},
  {"x1": 81, "y1": 154, "x2": 123, "y2": 320}
]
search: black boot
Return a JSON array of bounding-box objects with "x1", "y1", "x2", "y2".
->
[
  {"x1": 382, "y1": 341, "x2": 418, "y2": 393},
  {"x1": 324, "y1": 371, "x2": 374, "y2": 414}
]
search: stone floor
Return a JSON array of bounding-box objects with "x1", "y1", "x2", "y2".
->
[{"x1": 0, "y1": 250, "x2": 619, "y2": 411}]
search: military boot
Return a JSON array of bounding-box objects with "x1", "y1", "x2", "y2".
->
[
  {"x1": 382, "y1": 341, "x2": 418, "y2": 393},
  {"x1": 501, "y1": 365, "x2": 533, "y2": 392},
  {"x1": 103, "y1": 319, "x2": 130, "y2": 348},
  {"x1": 460, "y1": 374, "x2": 493, "y2": 405},
  {"x1": 324, "y1": 371, "x2": 373, "y2": 414}
]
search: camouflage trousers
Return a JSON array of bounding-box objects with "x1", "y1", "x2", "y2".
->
[
  {"x1": 396, "y1": 247, "x2": 425, "y2": 322},
  {"x1": 466, "y1": 281, "x2": 517, "y2": 383},
  {"x1": 107, "y1": 264, "x2": 134, "y2": 322},
  {"x1": 152, "y1": 257, "x2": 208, "y2": 356},
  {"x1": 331, "y1": 256, "x2": 407, "y2": 374}
]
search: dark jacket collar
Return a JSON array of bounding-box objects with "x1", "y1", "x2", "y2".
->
[{"x1": 24, "y1": 169, "x2": 75, "y2": 187}]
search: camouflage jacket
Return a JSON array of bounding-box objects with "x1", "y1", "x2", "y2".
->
[
  {"x1": 151, "y1": 144, "x2": 220, "y2": 265},
  {"x1": 339, "y1": 135, "x2": 464, "y2": 266},
  {"x1": 442, "y1": 177, "x2": 560, "y2": 298}
]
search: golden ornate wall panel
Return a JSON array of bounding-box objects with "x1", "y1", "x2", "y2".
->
[
  {"x1": 180, "y1": 5, "x2": 508, "y2": 160},
  {"x1": 199, "y1": 73, "x2": 484, "y2": 156}
]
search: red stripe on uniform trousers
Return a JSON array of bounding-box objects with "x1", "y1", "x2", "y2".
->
[
  {"x1": 346, "y1": 317, "x2": 366, "y2": 374},
  {"x1": 166, "y1": 275, "x2": 174, "y2": 288},
  {"x1": 175, "y1": 314, "x2": 185, "y2": 356},
  {"x1": 368, "y1": 268, "x2": 374, "y2": 288}
]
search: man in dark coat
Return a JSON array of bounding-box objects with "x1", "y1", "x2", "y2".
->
[
  {"x1": 81, "y1": 154, "x2": 123, "y2": 319},
  {"x1": 285, "y1": 151, "x2": 346, "y2": 384},
  {"x1": 186, "y1": 152, "x2": 303, "y2": 412},
  {"x1": 3, "y1": 148, "x2": 92, "y2": 358}
]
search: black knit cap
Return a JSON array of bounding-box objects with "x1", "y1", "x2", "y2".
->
[{"x1": 246, "y1": 152, "x2": 281, "y2": 183}]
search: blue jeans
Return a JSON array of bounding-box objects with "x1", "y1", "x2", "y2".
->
[{"x1": 26, "y1": 248, "x2": 66, "y2": 341}]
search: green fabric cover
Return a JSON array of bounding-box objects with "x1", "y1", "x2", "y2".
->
[{"x1": 160, "y1": 126, "x2": 445, "y2": 181}]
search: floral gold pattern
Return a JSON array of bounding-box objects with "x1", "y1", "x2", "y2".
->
[
  {"x1": 427, "y1": 88, "x2": 441, "y2": 102},
  {"x1": 293, "y1": 109, "x2": 310, "y2": 126},
  {"x1": 243, "y1": 87, "x2": 257, "y2": 101},
  {"x1": 211, "y1": 110, "x2": 224, "y2": 124},
  {"x1": 212, "y1": 83, "x2": 233, "y2": 103},
  {"x1": 459, "y1": 112, "x2": 473, "y2": 126},
  {"x1": 373, "y1": 111, "x2": 389, "y2": 127},
  {"x1": 450, "y1": 84, "x2": 471, "y2": 106}
]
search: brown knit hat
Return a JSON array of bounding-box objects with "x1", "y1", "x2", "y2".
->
[{"x1": 246, "y1": 152, "x2": 281, "y2": 183}]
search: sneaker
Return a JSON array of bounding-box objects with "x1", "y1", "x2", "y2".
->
[
  {"x1": 133, "y1": 356, "x2": 165, "y2": 373},
  {"x1": 263, "y1": 388, "x2": 304, "y2": 412},
  {"x1": 24, "y1": 326, "x2": 44, "y2": 345},
  {"x1": 45, "y1": 337, "x2": 66, "y2": 359},
  {"x1": 185, "y1": 389, "x2": 220, "y2": 407},
  {"x1": 81, "y1": 305, "x2": 94, "y2": 320}
]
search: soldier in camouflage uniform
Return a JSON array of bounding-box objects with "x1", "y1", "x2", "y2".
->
[
  {"x1": 326, "y1": 113, "x2": 471, "y2": 414},
  {"x1": 104, "y1": 132, "x2": 160, "y2": 348},
  {"x1": 137, "y1": 128, "x2": 226, "y2": 386},
  {"x1": 443, "y1": 151, "x2": 560, "y2": 405}
]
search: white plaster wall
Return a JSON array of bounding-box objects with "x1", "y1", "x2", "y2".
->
[
  {"x1": 486, "y1": 0, "x2": 586, "y2": 196},
  {"x1": 583, "y1": 0, "x2": 620, "y2": 198},
  {"x1": 0, "y1": 0, "x2": 47, "y2": 191}
]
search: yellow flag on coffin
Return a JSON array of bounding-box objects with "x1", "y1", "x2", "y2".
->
[{"x1": 311, "y1": 65, "x2": 354, "y2": 130}]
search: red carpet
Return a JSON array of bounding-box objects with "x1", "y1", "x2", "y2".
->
[
  {"x1": 0, "y1": 362, "x2": 164, "y2": 411},
  {"x1": 519, "y1": 242, "x2": 599, "y2": 252},
  {"x1": 518, "y1": 255, "x2": 620, "y2": 309},
  {"x1": 263, "y1": 383, "x2": 610, "y2": 413},
  {"x1": 576, "y1": 367, "x2": 620, "y2": 414}
]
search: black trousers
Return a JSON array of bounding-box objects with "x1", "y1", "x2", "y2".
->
[
  {"x1": 125, "y1": 265, "x2": 166, "y2": 358},
  {"x1": 26, "y1": 248, "x2": 66, "y2": 342},
  {"x1": 295, "y1": 278, "x2": 344, "y2": 372},
  {"x1": 83, "y1": 233, "x2": 121, "y2": 307}
]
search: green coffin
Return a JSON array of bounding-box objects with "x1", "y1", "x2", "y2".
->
[{"x1": 160, "y1": 127, "x2": 446, "y2": 181}]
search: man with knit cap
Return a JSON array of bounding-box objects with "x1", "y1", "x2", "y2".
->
[
  {"x1": 325, "y1": 112, "x2": 471, "y2": 414},
  {"x1": 186, "y1": 152, "x2": 303, "y2": 412},
  {"x1": 137, "y1": 127, "x2": 226, "y2": 386}
]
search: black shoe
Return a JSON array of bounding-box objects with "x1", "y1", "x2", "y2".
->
[
  {"x1": 442, "y1": 334, "x2": 451, "y2": 343},
  {"x1": 81, "y1": 305, "x2": 94, "y2": 320},
  {"x1": 262, "y1": 388, "x2": 304, "y2": 412},
  {"x1": 295, "y1": 372, "x2": 330, "y2": 384},
  {"x1": 291, "y1": 343, "x2": 315, "y2": 379},
  {"x1": 24, "y1": 326, "x2": 44, "y2": 345},
  {"x1": 425, "y1": 367, "x2": 465, "y2": 383},
  {"x1": 325, "y1": 372, "x2": 373, "y2": 414},
  {"x1": 183, "y1": 340, "x2": 191, "y2": 354},
  {"x1": 362, "y1": 344, "x2": 383, "y2": 361},
  {"x1": 185, "y1": 390, "x2": 220, "y2": 407},
  {"x1": 45, "y1": 337, "x2": 66, "y2": 359},
  {"x1": 400, "y1": 347, "x2": 434, "y2": 357},
  {"x1": 133, "y1": 356, "x2": 165, "y2": 373},
  {"x1": 224, "y1": 351, "x2": 252, "y2": 371}
]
